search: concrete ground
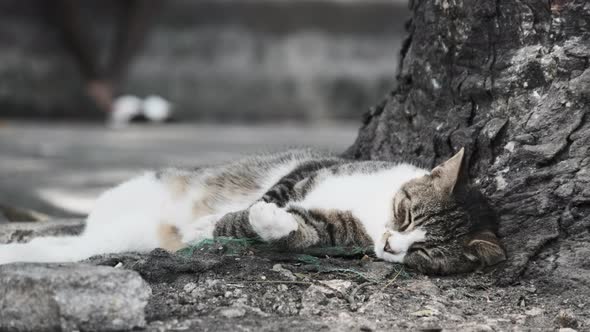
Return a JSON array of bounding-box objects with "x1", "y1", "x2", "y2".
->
[{"x1": 0, "y1": 121, "x2": 358, "y2": 217}]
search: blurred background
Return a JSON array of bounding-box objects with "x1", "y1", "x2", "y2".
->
[{"x1": 0, "y1": 0, "x2": 409, "y2": 218}]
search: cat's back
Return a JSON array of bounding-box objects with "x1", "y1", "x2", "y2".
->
[
  {"x1": 298, "y1": 160, "x2": 428, "y2": 206},
  {"x1": 155, "y1": 148, "x2": 340, "y2": 214},
  {"x1": 214, "y1": 148, "x2": 339, "y2": 186},
  {"x1": 224, "y1": 148, "x2": 337, "y2": 175},
  {"x1": 159, "y1": 148, "x2": 335, "y2": 182}
]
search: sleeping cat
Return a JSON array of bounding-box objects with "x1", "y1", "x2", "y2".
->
[{"x1": 0, "y1": 148, "x2": 505, "y2": 274}]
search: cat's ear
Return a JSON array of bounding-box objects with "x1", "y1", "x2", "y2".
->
[
  {"x1": 431, "y1": 148, "x2": 465, "y2": 194},
  {"x1": 464, "y1": 231, "x2": 506, "y2": 266}
]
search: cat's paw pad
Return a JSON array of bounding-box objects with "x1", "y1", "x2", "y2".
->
[{"x1": 249, "y1": 202, "x2": 298, "y2": 241}]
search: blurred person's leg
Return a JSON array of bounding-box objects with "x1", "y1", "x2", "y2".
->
[
  {"x1": 109, "y1": 0, "x2": 171, "y2": 126},
  {"x1": 54, "y1": 0, "x2": 161, "y2": 121},
  {"x1": 108, "y1": 0, "x2": 161, "y2": 83},
  {"x1": 54, "y1": 0, "x2": 113, "y2": 113}
]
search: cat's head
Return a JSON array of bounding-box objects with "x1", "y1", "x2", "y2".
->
[{"x1": 390, "y1": 148, "x2": 506, "y2": 274}]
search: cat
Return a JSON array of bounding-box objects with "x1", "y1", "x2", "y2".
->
[{"x1": 0, "y1": 148, "x2": 505, "y2": 274}]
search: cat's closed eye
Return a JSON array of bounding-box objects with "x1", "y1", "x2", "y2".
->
[
  {"x1": 394, "y1": 189, "x2": 413, "y2": 231},
  {"x1": 400, "y1": 209, "x2": 412, "y2": 231}
]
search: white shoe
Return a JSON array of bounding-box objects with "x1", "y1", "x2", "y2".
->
[
  {"x1": 108, "y1": 95, "x2": 142, "y2": 129},
  {"x1": 143, "y1": 95, "x2": 173, "y2": 123}
]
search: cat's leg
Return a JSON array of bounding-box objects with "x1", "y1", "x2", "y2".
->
[
  {"x1": 0, "y1": 236, "x2": 90, "y2": 264},
  {"x1": 214, "y1": 203, "x2": 372, "y2": 250},
  {"x1": 0, "y1": 172, "x2": 173, "y2": 264},
  {"x1": 208, "y1": 202, "x2": 300, "y2": 242},
  {"x1": 0, "y1": 243, "x2": 52, "y2": 264},
  {"x1": 212, "y1": 209, "x2": 257, "y2": 239},
  {"x1": 28, "y1": 235, "x2": 79, "y2": 246},
  {"x1": 0, "y1": 228, "x2": 149, "y2": 264},
  {"x1": 247, "y1": 203, "x2": 371, "y2": 250}
]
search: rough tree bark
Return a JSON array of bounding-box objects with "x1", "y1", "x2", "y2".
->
[{"x1": 346, "y1": 0, "x2": 590, "y2": 287}]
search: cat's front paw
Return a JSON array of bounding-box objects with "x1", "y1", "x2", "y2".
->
[{"x1": 249, "y1": 202, "x2": 298, "y2": 241}]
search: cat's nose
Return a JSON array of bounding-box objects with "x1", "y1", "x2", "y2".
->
[
  {"x1": 382, "y1": 230, "x2": 401, "y2": 255},
  {"x1": 383, "y1": 240, "x2": 399, "y2": 254}
]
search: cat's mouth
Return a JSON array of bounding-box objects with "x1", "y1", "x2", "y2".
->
[
  {"x1": 382, "y1": 229, "x2": 428, "y2": 256},
  {"x1": 383, "y1": 240, "x2": 428, "y2": 255},
  {"x1": 383, "y1": 240, "x2": 396, "y2": 254}
]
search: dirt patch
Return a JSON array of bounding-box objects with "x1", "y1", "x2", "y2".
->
[{"x1": 87, "y1": 239, "x2": 589, "y2": 331}]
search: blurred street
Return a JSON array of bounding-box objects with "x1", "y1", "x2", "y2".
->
[
  {"x1": 0, "y1": 121, "x2": 357, "y2": 217},
  {"x1": 0, "y1": 0, "x2": 407, "y2": 121},
  {"x1": 0, "y1": 0, "x2": 399, "y2": 218}
]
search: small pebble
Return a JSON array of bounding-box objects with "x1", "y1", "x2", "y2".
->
[
  {"x1": 556, "y1": 309, "x2": 579, "y2": 329},
  {"x1": 183, "y1": 282, "x2": 197, "y2": 293},
  {"x1": 218, "y1": 307, "x2": 246, "y2": 319},
  {"x1": 525, "y1": 307, "x2": 543, "y2": 316}
]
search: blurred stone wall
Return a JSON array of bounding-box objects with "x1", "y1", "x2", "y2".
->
[{"x1": 0, "y1": 0, "x2": 408, "y2": 121}]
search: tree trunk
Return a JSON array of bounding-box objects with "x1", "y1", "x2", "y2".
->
[{"x1": 346, "y1": 0, "x2": 590, "y2": 287}]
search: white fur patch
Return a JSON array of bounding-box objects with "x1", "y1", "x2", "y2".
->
[
  {"x1": 374, "y1": 228, "x2": 427, "y2": 263},
  {"x1": 297, "y1": 164, "x2": 428, "y2": 244},
  {"x1": 0, "y1": 237, "x2": 87, "y2": 264},
  {"x1": 0, "y1": 172, "x2": 173, "y2": 264},
  {"x1": 181, "y1": 214, "x2": 222, "y2": 244},
  {"x1": 249, "y1": 202, "x2": 298, "y2": 241}
]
